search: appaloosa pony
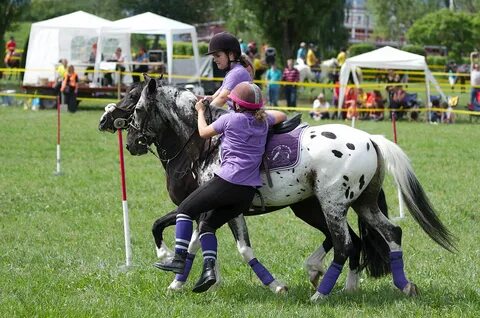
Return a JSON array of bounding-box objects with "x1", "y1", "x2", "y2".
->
[{"x1": 99, "y1": 79, "x2": 391, "y2": 294}]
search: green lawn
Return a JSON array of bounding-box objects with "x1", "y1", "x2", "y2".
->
[{"x1": 0, "y1": 106, "x2": 479, "y2": 317}]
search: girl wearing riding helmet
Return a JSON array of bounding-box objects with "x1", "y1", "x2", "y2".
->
[
  {"x1": 202, "y1": 32, "x2": 255, "y2": 110},
  {"x1": 156, "y1": 82, "x2": 286, "y2": 293}
]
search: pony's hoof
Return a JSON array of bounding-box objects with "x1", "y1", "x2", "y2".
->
[
  {"x1": 268, "y1": 280, "x2": 288, "y2": 294},
  {"x1": 156, "y1": 245, "x2": 174, "y2": 262},
  {"x1": 344, "y1": 270, "x2": 361, "y2": 292},
  {"x1": 167, "y1": 279, "x2": 185, "y2": 291},
  {"x1": 402, "y1": 282, "x2": 419, "y2": 297},
  {"x1": 308, "y1": 270, "x2": 322, "y2": 289},
  {"x1": 310, "y1": 291, "x2": 327, "y2": 302}
]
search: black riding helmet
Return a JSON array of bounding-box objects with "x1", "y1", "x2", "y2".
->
[{"x1": 206, "y1": 32, "x2": 241, "y2": 58}]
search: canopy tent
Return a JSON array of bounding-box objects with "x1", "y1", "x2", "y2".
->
[
  {"x1": 96, "y1": 12, "x2": 200, "y2": 84},
  {"x1": 338, "y1": 46, "x2": 446, "y2": 116},
  {"x1": 23, "y1": 11, "x2": 112, "y2": 85}
]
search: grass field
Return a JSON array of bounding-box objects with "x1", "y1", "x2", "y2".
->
[{"x1": 0, "y1": 106, "x2": 479, "y2": 317}]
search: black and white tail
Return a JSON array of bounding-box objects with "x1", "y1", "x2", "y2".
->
[{"x1": 370, "y1": 135, "x2": 456, "y2": 252}]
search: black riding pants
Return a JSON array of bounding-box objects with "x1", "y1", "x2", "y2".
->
[{"x1": 177, "y1": 175, "x2": 255, "y2": 234}]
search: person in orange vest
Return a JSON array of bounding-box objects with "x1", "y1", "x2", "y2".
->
[{"x1": 61, "y1": 65, "x2": 79, "y2": 112}]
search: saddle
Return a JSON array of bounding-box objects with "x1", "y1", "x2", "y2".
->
[
  {"x1": 271, "y1": 113, "x2": 302, "y2": 134},
  {"x1": 262, "y1": 113, "x2": 303, "y2": 191}
]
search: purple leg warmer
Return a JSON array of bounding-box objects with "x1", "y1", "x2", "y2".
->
[
  {"x1": 390, "y1": 251, "x2": 409, "y2": 290},
  {"x1": 200, "y1": 232, "x2": 218, "y2": 261},
  {"x1": 175, "y1": 253, "x2": 196, "y2": 282},
  {"x1": 174, "y1": 214, "x2": 192, "y2": 254},
  {"x1": 248, "y1": 258, "x2": 275, "y2": 285},
  {"x1": 317, "y1": 262, "x2": 343, "y2": 295}
]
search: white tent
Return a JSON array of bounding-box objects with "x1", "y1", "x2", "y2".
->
[
  {"x1": 338, "y1": 46, "x2": 446, "y2": 116},
  {"x1": 23, "y1": 11, "x2": 112, "y2": 85},
  {"x1": 96, "y1": 12, "x2": 200, "y2": 84}
]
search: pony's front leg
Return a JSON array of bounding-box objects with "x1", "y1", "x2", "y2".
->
[
  {"x1": 167, "y1": 229, "x2": 202, "y2": 291},
  {"x1": 311, "y1": 205, "x2": 351, "y2": 302},
  {"x1": 228, "y1": 215, "x2": 287, "y2": 294}
]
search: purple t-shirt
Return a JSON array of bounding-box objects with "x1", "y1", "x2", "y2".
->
[
  {"x1": 219, "y1": 63, "x2": 252, "y2": 110},
  {"x1": 212, "y1": 112, "x2": 275, "y2": 187}
]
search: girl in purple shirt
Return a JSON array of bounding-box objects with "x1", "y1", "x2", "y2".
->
[
  {"x1": 202, "y1": 32, "x2": 253, "y2": 110},
  {"x1": 156, "y1": 82, "x2": 286, "y2": 293}
]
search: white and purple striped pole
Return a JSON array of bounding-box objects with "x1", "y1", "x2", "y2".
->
[{"x1": 117, "y1": 129, "x2": 132, "y2": 267}]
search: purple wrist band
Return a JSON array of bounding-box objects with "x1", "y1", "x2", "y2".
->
[
  {"x1": 248, "y1": 258, "x2": 275, "y2": 285},
  {"x1": 317, "y1": 262, "x2": 343, "y2": 295}
]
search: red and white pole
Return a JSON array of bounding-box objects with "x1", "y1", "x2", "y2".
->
[
  {"x1": 391, "y1": 112, "x2": 405, "y2": 219},
  {"x1": 118, "y1": 129, "x2": 132, "y2": 267},
  {"x1": 55, "y1": 95, "x2": 61, "y2": 175}
]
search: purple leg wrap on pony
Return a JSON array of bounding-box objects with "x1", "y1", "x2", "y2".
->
[
  {"x1": 175, "y1": 253, "x2": 196, "y2": 282},
  {"x1": 317, "y1": 262, "x2": 343, "y2": 295},
  {"x1": 248, "y1": 258, "x2": 275, "y2": 285},
  {"x1": 390, "y1": 251, "x2": 409, "y2": 290}
]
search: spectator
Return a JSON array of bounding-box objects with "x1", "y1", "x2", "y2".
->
[
  {"x1": 306, "y1": 43, "x2": 318, "y2": 68},
  {"x1": 105, "y1": 47, "x2": 125, "y2": 86},
  {"x1": 296, "y1": 42, "x2": 307, "y2": 63},
  {"x1": 344, "y1": 87, "x2": 358, "y2": 120},
  {"x1": 469, "y1": 52, "x2": 480, "y2": 106},
  {"x1": 132, "y1": 47, "x2": 149, "y2": 83},
  {"x1": 282, "y1": 58, "x2": 300, "y2": 107},
  {"x1": 3, "y1": 36, "x2": 16, "y2": 66},
  {"x1": 336, "y1": 47, "x2": 347, "y2": 67},
  {"x1": 445, "y1": 60, "x2": 457, "y2": 91},
  {"x1": 385, "y1": 69, "x2": 401, "y2": 101},
  {"x1": 265, "y1": 63, "x2": 282, "y2": 106},
  {"x1": 246, "y1": 41, "x2": 257, "y2": 56},
  {"x1": 61, "y1": 65, "x2": 78, "y2": 113},
  {"x1": 55, "y1": 58, "x2": 68, "y2": 95},
  {"x1": 84, "y1": 43, "x2": 98, "y2": 82},
  {"x1": 429, "y1": 98, "x2": 443, "y2": 123},
  {"x1": 310, "y1": 93, "x2": 330, "y2": 120},
  {"x1": 252, "y1": 53, "x2": 267, "y2": 89},
  {"x1": 265, "y1": 46, "x2": 276, "y2": 66},
  {"x1": 239, "y1": 38, "x2": 248, "y2": 54},
  {"x1": 365, "y1": 90, "x2": 384, "y2": 121},
  {"x1": 356, "y1": 88, "x2": 368, "y2": 119}
]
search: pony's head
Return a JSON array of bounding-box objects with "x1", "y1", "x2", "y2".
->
[
  {"x1": 98, "y1": 80, "x2": 146, "y2": 133},
  {"x1": 126, "y1": 76, "x2": 197, "y2": 156}
]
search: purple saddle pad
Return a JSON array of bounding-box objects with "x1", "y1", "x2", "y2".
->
[{"x1": 264, "y1": 125, "x2": 308, "y2": 171}]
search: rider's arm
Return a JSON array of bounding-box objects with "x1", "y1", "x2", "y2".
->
[
  {"x1": 266, "y1": 110, "x2": 287, "y2": 124},
  {"x1": 195, "y1": 99, "x2": 218, "y2": 138},
  {"x1": 210, "y1": 88, "x2": 230, "y2": 107}
]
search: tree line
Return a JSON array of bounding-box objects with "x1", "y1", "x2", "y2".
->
[{"x1": 3, "y1": 0, "x2": 480, "y2": 68}]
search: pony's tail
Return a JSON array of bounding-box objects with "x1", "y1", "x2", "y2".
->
[
  {"x1": 358, "y1": 189, "x2": 391, "y2": 278},
  {"x1": 369, "y1": 135, "x2": 457, "y2": 252}
]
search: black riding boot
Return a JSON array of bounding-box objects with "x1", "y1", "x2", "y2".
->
[
  {"x1": 154, "y1": 251, "x2": 187, "y2": 274},
  {"x1": 192, "y1": 258, "x2": 217, "y2": 293}
]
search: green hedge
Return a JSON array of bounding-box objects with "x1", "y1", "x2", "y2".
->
[
  {"x1": 348, "y1": 43, "x2": 376, "y2": 57},
  {"x1": 157, "y1": 40, "x2": 208, "y2": 56},
  {"x1": 401, "y1": 45, "x2": 425, "y2": 56}
]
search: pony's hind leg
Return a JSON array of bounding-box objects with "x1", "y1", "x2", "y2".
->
[
  {"x1": 227, "y1": 215, "x2": 287, "y2": 294},
  {"x1": 353, "y1": 200, "x2": 418, "y2": 296},
  {"x1": 290, "y1": 197, "x2": 361, "y2": 291}
]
